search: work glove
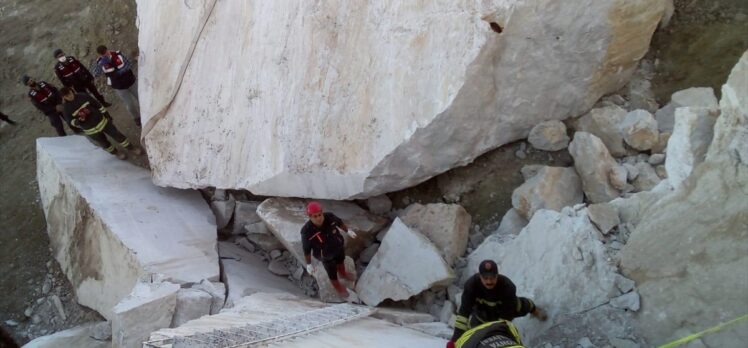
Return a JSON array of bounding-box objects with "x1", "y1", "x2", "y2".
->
[
  {"x1": 446, "y1": 341, "x2": 456, "y2": 348},
  {"x1": 337, "y1": 226, "x2": 357, "y2": 239},
  {"x1": 305, "y1": 263, "x2": 315, "y2": 274}
]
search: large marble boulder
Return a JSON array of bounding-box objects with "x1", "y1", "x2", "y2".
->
[
  {"x1": 356, "y1": 218, "x2": 454, "y2": 306},
  {"x1": 256, "y1": 198, "x2": 387, "y2": 265},
  {"x1": 36, "y1": 136, "x2": 219, "y2": 319},
  {"x1": 137, "y1": 0, "x2": 667, "y2": 199},
  {"x1": 620, "y1": 51, "x2": 748, "y2": 348}
]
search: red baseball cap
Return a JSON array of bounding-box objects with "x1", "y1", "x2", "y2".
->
[{"x1": 306, "y1": 201, "x2": 323, "y2": 216}]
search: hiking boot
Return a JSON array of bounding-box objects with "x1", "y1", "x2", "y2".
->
[
  {"x1": 102, "y1": 101, "x2": 113, "y2": 107},
  {"x1": 331, "y1": 280, "x2": 349, "y2": 298}
]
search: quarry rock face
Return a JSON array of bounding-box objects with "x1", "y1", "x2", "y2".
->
[
  {"x1": 137, "y1": 0, "x2": 666, "y2": 199},
  {"x1": 621, "y1": 51, "x2": 748, "y2": 348},
  {"x1": 36, "y1": 136, "x2": 219, "y2": 319}
]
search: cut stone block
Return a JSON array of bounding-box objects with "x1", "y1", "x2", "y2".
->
[
  {"x1": 111, "y1": 281, "x2": 180, "y2": 348},
  {"x1": 257, "y1": 198, "x2": 387, "y2": 265},
  {"x1": 36, "y1": 136, "x2": 219, "y2": 319},
  {"x1": 217, "y1": 242, "x2": 302, "y2": 307},
  {"x1": 232, "y1": 201, "x2": 262, "y2": 235},
  {"x1": 23, "y1": 321, "x2": 110, "y2": 348},
  {"x1": 356, "y1": 218, "x2": 454, "y2": 306},
  {"x1": 170, "y1": 288, "x2": 212, "y2": 328}
]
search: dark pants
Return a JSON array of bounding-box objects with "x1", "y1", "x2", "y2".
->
[
  {"x1": 73, "y1": 80, "x2": 108, "y2": 105},
  {"x1": 88, "y1": 120, "x2": 130, "y2": 153},
  {"x1": 45, "y1": 112, "x2": 67, "y2": 136},
  {"x1": 321, "y1": 251, "x2": 346, "y2": 280}
]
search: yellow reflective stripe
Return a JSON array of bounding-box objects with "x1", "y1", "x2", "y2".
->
[
  {"x1": 454, "y1": 315, "x2": 469, "y2": 330},
  {"x1": 83, "y1": 117, "x2": 108, "y2": 135},
  {"x1": 456, "y1": 320, "x2": 524, "y2": 348},
  {"x1": 119, "y1": 139, "x2": 130, "y2": 147},
  {"x1": 104, "y1": 145, "x2": 115, "y2": 153},
  {"x1": 477, "y1": 298, "x2": 499, "y2": 307},
  {"x1": 516, "y1": 299, "x2": 521, "y2": 312}
]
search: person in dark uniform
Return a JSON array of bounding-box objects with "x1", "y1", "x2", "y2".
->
[
  {"x1": 53, "y1": 48, "x2": 112, "y2": 107},
  {"x1": 22, "y1": 75, "x2": 73, "y2": 136},
  {"x1": 95, "y1": 45, "x2": 141, "y2": 127},
  {"x1": 447, "y1": 260, "x2": 547, "y2": 348},
  {"x1": 60, "y1": 87, "x2": 141, "y2": 160},
  {"x1": 0, "y1": 111, "x2": 17, "y2": 126},
  {"x1": 300, "y1": 201, "x2": 358, "y2": 298},
  {"x1": 455, "y1": 319, "x2": 525, "y2": 348}
]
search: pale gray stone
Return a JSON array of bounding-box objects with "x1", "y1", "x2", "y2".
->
[
  {"x1": 632, "y1": 162, "x2": 661, "y2": 192},
  {"x1": 111, "y1": 281, "x2": 180, "y2": 348},
  {"x1": 568, "y1": 132, "x2": 621, "y2": 203},
  {"x1": 511, "y1": 166, "x2": 583, "y2": 220},
  {"x1": 267, "y1": 259, "x2": 290, "y2": 276},
  {"x1": 366, "y1": 195, "x2": 392, "y2": 215},
  {"x1": 398, "y1": 203, "x2": 471, "y2": 265},
  {"x1": 192, "y1": 280, "x2": 226, "y2": 315},
  {"x1": 171, "y1": 289, "x2": 212, "y2": 328},
  {"x1": 520, "y1": 164, "x2": 545, "y2": 181},
  {"x1": 23, "y1": 322, "x2": 110, "y2": 348},
  {"x1": 372, "y1": 307, "x2": 436, "y2": 325},
  {"x1": 493, "y1": 208, "x2": 528, "y2": 237},
  {"x1": 439, "y1": 301, "x2": 455, "y2": 324},
  {"x1": 528, "y1": 120, "x2": 570, "y2": 151},
  {"x1": 610, "y1": 291, "x2": 640, "y2": 311},
  {"x1": 608, "y1": 165, "x2": 628, "y2": 191},
  {"x1": 587, "y1": 203, "x2": 620, "y2": 235},
  {"x1": 621, "y1": 109, "x2": 659, "y2": 151},
  {"x1": 655, "y1": 87, "x2": 719, "y2": 132},
  {"x1": 232, "y1": 201, "x2": 262, "y2": 235},
  {"x1": 572, "y1": 106, "x2": 628, "y2": 157},
  {"x1": 665, "y1": 107, "x2": 719, "y2": 188},
  {"x1": 210, "y1": 196, "x2": 235, "y2": 229},
  {"x1": 359, "y1": 243, "x2": 380, "y2": 264}
]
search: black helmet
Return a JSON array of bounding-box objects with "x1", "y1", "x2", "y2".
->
[
  {"x1": 20, "y1": 74, "x2": 31, "y2": 86},
  {"x1": 53, "y1": 48, "x2": 64, "y2": 58}
]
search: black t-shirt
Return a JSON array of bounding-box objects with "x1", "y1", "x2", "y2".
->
[
  {"x1": 458, "y1": 274, "x2": 520, "y2": 322},
  {"x1": 300, "y1": 212, "x2": 345, "y2": 261}
]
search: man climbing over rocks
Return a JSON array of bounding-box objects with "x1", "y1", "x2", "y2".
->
[
  {"x1": 60, "y1": 87, "x2": 141, "y2": 160},
  {"x1": 447, "y1": 260, "x2": 547, "y2": 348},
  {"x1": 301, "y1": 201, "x2": 358, "y2": 298}
]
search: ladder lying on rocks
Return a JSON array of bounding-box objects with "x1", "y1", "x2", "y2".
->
[{"x1": 143, "y1": 303, "x2": 375, "y2": 348}]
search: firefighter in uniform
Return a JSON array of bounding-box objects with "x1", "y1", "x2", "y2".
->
[
  {"x1": 447, "y1": 260, "x2": 547, "y2": 348},
  {"x1": 22, "y1": 75, "x2": 73, "y2": 136},
  {"x1": 53, "y1": 48, "x2": 112, "y2": 107},
  {"x1": 60, "y1": 87, "x2": 141, "y2": 160},
  {"x1": 300, "y1": 201, "x2": 358, "y2": 298},
  {"x1": 95, "y1": 45, "x2": 141, "y2": 127}
]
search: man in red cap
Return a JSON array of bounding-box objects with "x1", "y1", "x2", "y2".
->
[
  {"x1": 300, "y1": 201, "x2": 358, "y2": 298},
  {"x1": 447, "y1": 260, "x2": 547, "y2": 348}
]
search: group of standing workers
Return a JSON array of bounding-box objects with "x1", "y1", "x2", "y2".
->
[
  {"x1": 6, "y1": 46, "x2": 142, "y2": 160},
  {"x1": 299, "y1": 201, "x2": 547, "y2": 348}
]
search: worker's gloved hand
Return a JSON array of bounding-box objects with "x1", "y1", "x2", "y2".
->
[
  {"x1": 305, "y1": 263, "x2": 315, "y2": 274},
  {"x1": 532, "y1": 307, "x2": 548, "y2": 321},
  {"x1": 446, "y1": 340, "x2": 456, "y2": 348},
  {"x1": 346, "y1": 230, "x2": 358, "y2": 239}
]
